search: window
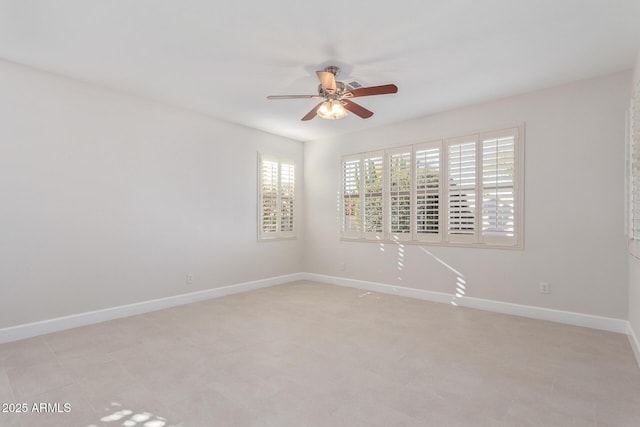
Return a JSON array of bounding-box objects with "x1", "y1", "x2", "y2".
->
[
  {"x1": 481, "y1": 130, "x2": 517, "y2": 245},
  {"x1": 341, "y1": 125, "x2": 523, "y2": 248},
  {"x1": 414, "y1": 142, "x2": 441, "y2": 242},
  {"x1": 630, "y1": 81, "x2": 640, "y2": 256},
  {"x1": 446, "y1": 136, "x2": 477, "y2": 243},
  {"x1": 258, "y1": 154, "x2": 295, "y2": 240},
  {"x1": 363, "y1": 152, "x2": 384, "y2": 239},
  {"x1": 342, "y1": 155, "x2": 361, "y2": 238},
  {"x1": 388, "y1": 147, "x2": 412, "y2": 240}
]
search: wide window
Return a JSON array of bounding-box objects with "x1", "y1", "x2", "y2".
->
[
  {"x1": 258, "y1": 154, "x2": 295, "y2": 240},
  {"x1": 340, "y1": 126, "x2": 523, "y2": 248}
]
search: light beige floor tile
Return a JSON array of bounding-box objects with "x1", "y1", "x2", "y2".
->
[
  {"x1": 595, "y1": 399, "x2": 640, "y2": 427},
  {"x1": 83, "y1": 379, "x2": 170, "y2": 422},
  {"x1": 0, "y1": 372, "x2": 21, "y2": 426},
  {"x1": 6, "y1": 360, "x2": 74, "y2": 401},
  {"x1": 0, "y1": 412, "x2": 23, "y2": 426},
  {"x1": 17, "y1": 383, "x2": 97, "y2": 427},
  {"x1": 165, "y1": 388, "x2": 254, "y2": 427},
  {"x1": 43, "y1": 326, "x2": 99, "y2": 358},
  {"x1": 93, "y1": 401, "x2": 175, "y2": 427},
  {"x1": 504, "y1": 400, "x2": 595, "y2": 427},
  {"x1": 58, "y1": 353, "x2": 119, "y2": 381},
  {"x1": 0, "y1": 337, "x2": 56, "y2": 373},
  {"x1": 0, "y1": 281, "x2": 638, "y2": 426},
  {"x1": 0, "y1": 370, "x2": 15, "y2": 403}
]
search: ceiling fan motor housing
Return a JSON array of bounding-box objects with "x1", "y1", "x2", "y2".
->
[{"x1": 318, "y1": 81, "x2": 346, "y2": 99}]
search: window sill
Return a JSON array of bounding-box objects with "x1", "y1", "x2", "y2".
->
[
  {"x1": 258, "y1": 236, "x2": 297, "y2": 243},
  {"x1": 339, "y1": 237, "x2": 523, "y2": 251}
]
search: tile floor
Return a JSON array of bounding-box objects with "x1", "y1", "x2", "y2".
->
[{"x1": 0, "y1": 280, "x2": 639, "y2": 426}]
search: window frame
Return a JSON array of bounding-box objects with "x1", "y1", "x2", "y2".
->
[
  {"x1": 629, "y1": 81, "x2": 640, "y2": 258},
  {"x1": 413, "y1": 140, "x2": 443, "y2": 243},
  {"x1": 479, "y1": 128, "x2": 520, "y2": 247},
  {"x1": 362, "y1": 150, "x2": 385, "y2": 241},
  {"x1": 387, "y1": 146, "x2": 413, "y2": 242},
  {"x1": 257, "y1": 153, "x2": 296, "y2": 241},
  {"x1": 340, "y1": 124, "x2": 524, "y2": 250},
  {"x1": 445, "y1": 134, "x2": 479, "y2": 245}
]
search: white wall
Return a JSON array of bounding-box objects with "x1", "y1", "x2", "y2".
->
[
  {"x1": 0, "y1": 57, "x2": 632, "y2": 332},
  {"x1": 0, "y1": 60, "x2": 304, "y2": 328},
  {"x1": 305, "y1": 71, "x2": 630, "y2": 319}
]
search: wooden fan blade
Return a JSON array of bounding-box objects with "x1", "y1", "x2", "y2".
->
[
  {"x1": 301, "y1": 102, "x2": 324, "y2": 121},
  {"x1": 267, "y1": 95, "x2": 322, "y2": 99},
  {"x1": 344, "y1": 84, "x2": 398, "y2": 98},
  {"x1": 341, "y1": 99, "x2": 374, "y2": 119},
  {"x1": 316, "y1": 71, "x2": 337, "y2": 92}
]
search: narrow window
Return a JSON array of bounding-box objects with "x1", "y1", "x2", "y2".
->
[
  {"x1": 414, "y1": 142, "x2": 441, "y2": 242},
  {"x1": 446, "y1": 137, "x2": 477, "y2": 243},
  {"x1": 363, "y1": 153, "x2": 384, "y2": 238},
  {"x1": 258, "y1": 154, "x2": 295, "y2": 240},
  {"x1": 481, "y1": 129, "x2": 517, "y2": 245},
  {"x1": 342, "y1": 155, "x2": 362, "y2": 238},
  {"x1": 631, "y1": 84, "x2": 640, "y2": 241},
  {"x1": 389, "y1": 148, "x2": 412, "y2": 240}
]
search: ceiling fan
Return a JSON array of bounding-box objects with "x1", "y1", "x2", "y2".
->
[{"x1": 267, "y1": 66, "x2": 398, "y2": 121}]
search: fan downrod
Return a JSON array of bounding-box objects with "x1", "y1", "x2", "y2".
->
[{"x1": 324, "y1": 65, "x2": 340, "y2": 77}]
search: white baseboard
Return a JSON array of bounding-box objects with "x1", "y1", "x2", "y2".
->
[
  {"x1": 629, "y1": 323, "x2": 640, "y2": 368},
  {"x1": 0, "y1": 273, "x2": 304, "y2": 344},
  {"x1": 1, "y1": 271, "x2": 632, "y2": 347},
  {"x1": 303, "y1": 273, "x2": 454, "y2": 305},
  {"x1": 303, "y1": 273, "x2": 629, "y2": 334}
]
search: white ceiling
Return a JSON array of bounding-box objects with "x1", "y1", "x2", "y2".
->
[{"x1": 1, "y1": 1, "x2": 639, "y2": 142}]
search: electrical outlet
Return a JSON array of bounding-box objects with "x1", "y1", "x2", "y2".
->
[
  {"x1": 539, "y1": 282, "x2": 550, "y2": 294},
  {"x1": 340, "y1": 263, "x2": 346, "y2": 272},
  {"x1": 186, "y1": 274, "x2": 193, "y2": 285}
]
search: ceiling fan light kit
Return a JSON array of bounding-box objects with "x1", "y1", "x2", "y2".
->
[
  {"x1": 267, "y1": 66, "x2": 398, "y2": 121},
  {"x1": 317, "y1": 100, "x2": 347, "y2": 120}
]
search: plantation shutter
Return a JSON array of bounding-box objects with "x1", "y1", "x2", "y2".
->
[
  {"x1": 342, "y1": 154, "x2": 362, "y2": 238},
  {"x1": 388, "y1": 147, "x2": 413, "y2": 241},
  {"x1": 481, "y1": 129, "x2": 517, "y2": 245},
  {"x1": 414, "y1": 141, "x2": 442, "y2": 242},
  {"x1": 280, "y1": 161, "x2": 295, "y2": 237},
  {"x1": 363, "y1": 152, "x2": 385, "y2": 239},
  {"x1": 260, "y1": 157, "x2": 279, "y2": 237},
  {"x1": 258, "y1": 154, "x2": 295, "y2": 240},
  {"x1": 446, "y1": 136, "x2": 478, "y2": 243},
  {"x1": 339, "y1": 124, "x2": 522, "y2": 248},
  {"x1": 632, "y1": 82, "x2": 640, "y2": 240}
]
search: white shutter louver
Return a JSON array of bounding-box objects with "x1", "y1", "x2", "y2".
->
[
  {"x1": 258, "y1": 154, "x2": 296, "y2": 240},
  {"x1": 339, "y1": 125, "x2": 522, "y2": 248},
  {"x1": 363, "y1": 153, "x2": 384, "y2": 237},
  {"x1": 447, "y1": 137, "x2": 477, "y2": 243},
  {"x1": 414, "y1": 143, "x2": 441, "y2": 242},
  {"x1": 389, "y1": 148, "x2": 412, "y2": 240},
  {"x1": 632, "y1": 82, "x2": 640, "y2": 240},
  {"x1": 342, "y1": 155, "x2": 362, "y2": 237},
  {"x1": 481, "y1": 130, "x2": 517, "y2": 245},
  {"x1": 280, "y1": 161, "x2": 295, "y2": 235},
  {"x1": 261, "y1": 159, "x2": 278, "y2": 235}
]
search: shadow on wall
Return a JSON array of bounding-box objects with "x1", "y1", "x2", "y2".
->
[
  {"x1": 337, "y1": 188, "x2": 468, "y2": 306},
  {"x1": 417, "y1": 246, "x2": 467, "y2": 306}
]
